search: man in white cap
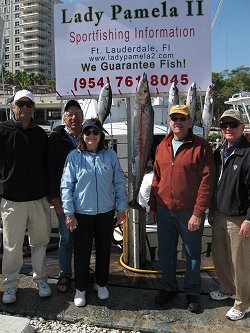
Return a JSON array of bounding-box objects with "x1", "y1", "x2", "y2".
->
[
  {"x1": 0, "y1": 89, "x2": 52, "y2": 304},
  {"x1": 149, "y1": 104, "x2": 215, "y2": 313},
  {"x1": 209, "y1": 109, "x2": 250, "y2": 320}
]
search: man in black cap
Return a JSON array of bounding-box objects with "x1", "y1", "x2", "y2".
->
[
  {"x1": 48, "y1": 100, "x2": 83, "y2": 293},
  {"x1": 209, "y1": 109, "x2": 250, "y2": 320}
]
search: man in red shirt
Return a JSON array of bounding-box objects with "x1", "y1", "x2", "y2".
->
[{"x1": 149, "y1": 104, "x2": 215, "y2": 313}]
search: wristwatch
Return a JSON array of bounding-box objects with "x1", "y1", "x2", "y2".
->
[{"x1": 245, "y1": 219, "x2": 250, "y2": 225}]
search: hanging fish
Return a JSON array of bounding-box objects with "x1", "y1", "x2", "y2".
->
[
  {"x1": 6, "y1": 95, "x2": 14, "y2": 104},
  {"x1": 166, "y1": 82, "x2": 179, "y2": 131},
  {"x1": 129, "y1": 73, "x2": 154, "y2": 209},
  {"x1": 186, "y1": 82, "x2": 197, "y2": 128},
  {"x1": 202, "y1": 84, "x2": 214, "y2": 140},
  {"x1": 97, "y1": 83, "x2": 112, "y2": 124},
  {"x1": 168, "y1": 81, "x2": 179, "y2": 109}
]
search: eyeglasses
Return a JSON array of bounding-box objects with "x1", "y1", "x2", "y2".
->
[
  {"x1": 220, "y1": 121, "x2": 240, "y2": 130},
  {"x1": 83, "y1": 129, "x2": 100, "y2": 136},
  {"x1": 170, "y1": 115, "x2": 188, "y2": 122},
  {"x1": 15, "y1": 101, "x2": 34, "y2": 108},
  {"x1": 64, "y1": 112, "x2": 82, "y2": 118}
]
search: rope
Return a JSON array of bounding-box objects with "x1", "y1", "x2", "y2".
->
[
  {"x1": 211, "y1": 0, "x2": 224, "y2": 30},
  {"x1": 119, "y1": 253, "x2": 215, "y2": 274}
]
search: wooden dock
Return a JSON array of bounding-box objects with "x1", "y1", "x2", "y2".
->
[
  {"x1": 17, "y1": 241, "x2": 219, "y2": 295},
  {"x1": 0, "y1": 207, "x2": 219, "y2": 294}
]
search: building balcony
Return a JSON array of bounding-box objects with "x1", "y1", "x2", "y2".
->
[
  {"x1": 20, "y1": 4, "x2": 51, "y2": 15},
  {"x1": 20, "y1": 53, "x2": 50, "y2": 61},
  {"x1": 22, "y1": 62, "x2": 51, "y2": 69},
  {"x1": 20, "y1": 12, "x2": 40, "y2": 20},
  {"x1": 19, "y1": 20, "x2": 41, "y2": 27},
  {"x1": 22, "y1": 37, "x2": 51, "y2": 45},
  {"x1": 22, "y1": 0, "x2": 49, "y2": 4},
  {"x1": 20, "y1": 29, "x2": 51, "y2": 38},
  {"x1": 21, "y1": 13, "x2": 51, "y2": 22},
  {"x1": 21, "y1": 46, "x2": 51, "y2": 54},
  {"x1": 20, "y1": 20, "x2": 51, "y2": 29}
]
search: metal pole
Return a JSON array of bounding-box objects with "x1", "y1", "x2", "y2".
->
[
  {"x1": 108, "y1": 113, "x2": 114, "y2": 149},
  {"x1": 126, "y1": 96, "x2": 140, "y2": 268}
]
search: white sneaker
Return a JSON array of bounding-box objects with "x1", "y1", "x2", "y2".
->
[
  {"x1": 2, "y1": 287, "x2": 17, "y2": 304},
  {"x1": 94, "y1": 283, "x2": 109, "y2": 300},
  {"x1": 36, "y1": 281, "x2": 52, "y2": 298},
  {"x1": 226, "y1": 307, "x2": 246, "y2": 321},
  {"x1": 210, "y1": 290, "x2": 235, "y2": 300},
  {"x1": 74, "y1": 289, "x2": 86, "y2": 307}
]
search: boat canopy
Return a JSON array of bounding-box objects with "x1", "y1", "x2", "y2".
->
[{"x1": 224, "y1": 92, "x2": 250, "y2": 124}]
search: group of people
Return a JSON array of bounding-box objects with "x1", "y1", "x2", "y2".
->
[
  {"x1": 0, "y1": 89, "x2": 127, "y2": 308},
  {"x1": 0, "y1": 90, "x2": 249, "y2": 322},
  {"x1": 149, "y1": 104, "x2": 250, "y2": 321}
]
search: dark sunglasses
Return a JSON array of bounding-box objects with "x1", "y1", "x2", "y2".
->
[
  {"x1": 84, "y1": 129, "x2": 100, "y2": 136},
  {"x1": 219, "y1": 121, "x2": 240, "y2": 130},
  {"x1": 170, "y1": 115, "x2": 188, "y2": 122},
  {"x1": 65, "y1": 112, "x2": 82, "y2": 118},
  {"x1": 15, "y1": 101, "x2": 34, "y2": 108}
]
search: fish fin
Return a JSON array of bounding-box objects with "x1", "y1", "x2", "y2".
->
[{"x1": 6, "y1": 96, "x2": 14, "y2": 104}]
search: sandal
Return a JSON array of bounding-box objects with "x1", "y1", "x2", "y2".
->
[{"x1": 57, "y1": 277, "x2": 71, "y2": 293}]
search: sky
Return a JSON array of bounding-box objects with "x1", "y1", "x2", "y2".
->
[
  {"x1": 211, "y1": 0, "x2": 250, "y2": 72},
  {"x1": 62, "y1": 0, "x2": 250, "y2": 73}
]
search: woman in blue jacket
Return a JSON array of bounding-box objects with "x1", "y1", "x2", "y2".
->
[{"x1": 61, "y1": 118, "x2": 128, "y2": 307}]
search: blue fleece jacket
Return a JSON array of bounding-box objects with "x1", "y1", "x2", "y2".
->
[{"x1": 61, "y1": 148, "x2": 128, "y2": 216}]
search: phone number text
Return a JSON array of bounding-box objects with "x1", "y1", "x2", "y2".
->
[{"x1": 73, "y1": 74, "x2": 189, "y2": 92}]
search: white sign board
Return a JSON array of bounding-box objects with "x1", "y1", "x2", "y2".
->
[{"x1": 54, "y1": 0, "x2": 211, "y2": 98}]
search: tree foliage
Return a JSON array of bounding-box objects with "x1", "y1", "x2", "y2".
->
[
  {"x1": 1, "y1": 69, "x2": 52, "y2": 92},
  {"x1": 212, "y1": 66, "x2": 250, "y2": 122}
]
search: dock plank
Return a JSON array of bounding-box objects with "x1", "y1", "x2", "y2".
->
[{"x1": 15, "y1": 242, "x2": 218, "y2": 295}]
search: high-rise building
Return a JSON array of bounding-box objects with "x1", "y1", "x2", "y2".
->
[{"x1": 0, "y1": 0, "x2": 59, "y2": 79}]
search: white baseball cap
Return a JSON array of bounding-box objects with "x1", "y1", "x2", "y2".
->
[{"x1": 14, "y1": 89, "x2": 35, "y2": 103}]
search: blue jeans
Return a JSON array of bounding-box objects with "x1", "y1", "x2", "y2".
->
[
  {"x1": 57, "y1": 213, "x2": 72, "y2": 278},
  {"x1": 146, "y1": 212, "x2": 153, "y2": 225},
  {"x1": 156, "y1": 203, "x2": 204, "y2": 295}
]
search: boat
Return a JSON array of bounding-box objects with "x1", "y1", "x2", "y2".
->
[
  {"x1": 224, "y1": 92, "x2": 250, "y2": 141},
  {"x1": 224, "y1": 92, "x2": 250, "y2": 122}
]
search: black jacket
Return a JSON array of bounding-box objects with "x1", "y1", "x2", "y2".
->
[
  {"x1": 214, "y1": 134, "x2": 250, "y2": 220},
  {"x1": 0, "y1": 119, "x2": 49, "y2": 201},
  {"x1": 47, "y1": 125, "x2": 78, "y2": 198}
]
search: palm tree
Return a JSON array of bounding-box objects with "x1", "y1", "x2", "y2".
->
[
  {"x1": 48, "y1": 78, "x2": 56, "y2": 92},
  {"x1": 14, "y1": 71, "x2": 31, "y2": 90},
  {"x1": 34, "y1": 73, "x2": 46, "y2": 85},
  {"x1": 2, "y1": 69, "x2": 14, "y2": 84}
]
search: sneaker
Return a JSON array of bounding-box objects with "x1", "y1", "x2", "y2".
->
[
  {"x1": 155, "y1": 289, "x2": 178, "y2": 305},
  {"x1": 210, "y1": 290, "x2": 235, "y2": 301},
  {"x1": 74, "y1": 289, "x2": 86, "y2": 307},
  {"x1": 2, "y1": 287, "x2": 17, "y2": 304},
  {"x1": 94, "y1": 283, "x2": 109, "y2": 300},
  {"x1": 226, "y1": 307, "x2": 246, "y2": 321},
  {"x1": 36, "y1": 281, "x2": 52, "y2": 298},
  {"x1": 187, "y1": 295, "x2": 201, "y2": 313}
]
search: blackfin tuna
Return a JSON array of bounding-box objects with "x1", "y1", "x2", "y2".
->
[
  {"x1": 186, "y1": 82, "x2": 197, "y2": 128},
  {"x1": 97, "y1": 83, "x2": 112, "y2": 124},
  {"x1": 202, "y1": 84, "x2": 214, "y2": 139}
]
